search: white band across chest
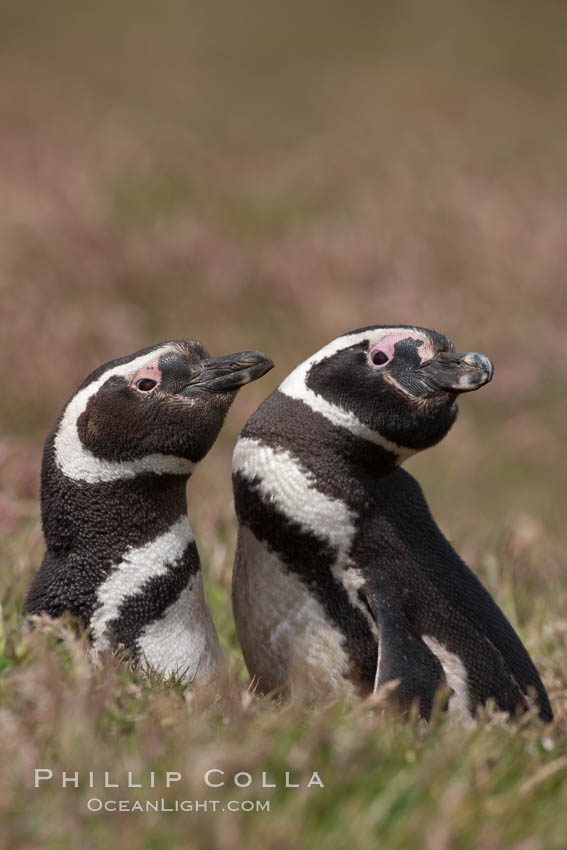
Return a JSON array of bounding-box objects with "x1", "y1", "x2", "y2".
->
[
  {"x1": 91, "y1": 514, "x2": 194, "y2": 651},
  {"x1": 233, "y1": 436, "x2": 357, "y2": 557}
]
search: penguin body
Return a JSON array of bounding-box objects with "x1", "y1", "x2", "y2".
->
[
  {"x1": 26, "y1": 339, "x2": 273, "y2": 685},
  {"x1": 232, "y1": 326, "x2": 552, "y2": 721}
]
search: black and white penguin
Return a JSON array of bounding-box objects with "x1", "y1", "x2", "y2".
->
[
  {"x1": 232, "y1": 325, "x2": 553, "y2": 721},
  {"x1": 25, "y1": 339, "x2": 273, "y2": 686}
]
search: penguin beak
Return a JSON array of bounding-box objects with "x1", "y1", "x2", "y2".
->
[
  {"x1": 419, "y1": 351, "x2": 494, "y2": 394},
  {"x1": 189, "y1": 350, "x2": 274, "y2": 393}
]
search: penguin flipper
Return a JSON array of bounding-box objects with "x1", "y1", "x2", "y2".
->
[{"x1": 369, "y1": 600, "x2": 444, "y2": 719}]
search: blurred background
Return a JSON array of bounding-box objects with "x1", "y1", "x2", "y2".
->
[
  {"x1": 2, "y1": 3, "x2": 567, "y2": 848},
  {"x1": 1, "y1": 0, "x2": 566, "y2": 642}
]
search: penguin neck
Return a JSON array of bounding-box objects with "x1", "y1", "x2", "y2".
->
[
  {"x1": 32, "y1": 440, "x2": 225, "y2": 687},
  {"x1": 296, "y1": 432, "x2": 401, "y2": 512},
  {"x1": 238, "y1": 390, "x2": 404, "y2": 517},
  {"x1": 41, "y1": 437, "x2": 194, "y2": 558},
  {"x1": 271, "y1": 391, "x2": 400, "y2": 483},
  {"x1": 322, "y1": 429, "x2": 401, "y2": 481}
]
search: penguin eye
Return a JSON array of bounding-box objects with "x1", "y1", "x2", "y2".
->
[
  {"x1": 369, "y1": 349, "x2": 390, "y2": 367},
  {"x1": 136, "y1": 378, "x2": 158, "y2": 392}
]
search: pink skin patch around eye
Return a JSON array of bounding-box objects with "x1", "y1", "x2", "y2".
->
[
  {"x1": 368, "y1": 332, "x2": 431, "y2": 367},
  {"x1": 131, "y1": 360, "x2": 163, "y2": 389}
]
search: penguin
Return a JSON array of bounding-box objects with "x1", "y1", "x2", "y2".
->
[
  {"x1": 232, "y1": 325, "x2": 553, "y2": 722},
  {"x1": 25, "y1": 339, "x2": 273, "y2": 686}
]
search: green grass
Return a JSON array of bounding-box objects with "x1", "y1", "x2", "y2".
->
[
  {"x1": 1, "y1": 499, "x2": 566, "y2": 849},
  {"x1": 1, "y1": 1, "x2": 567, "y2": 847},
  {"x1": 0, "y1": 600, "x2": 566, "y2": 850}
]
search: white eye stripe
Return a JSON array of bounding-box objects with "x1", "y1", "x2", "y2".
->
[
  {"x1": 54, "y1": 346, "x2": 196, "y2": 483},
  {"x1": 278, "y1": 328, "x2": 418, "y2": 460},
  {"x1": 289, "y1": 327, "x2": 417, "y2": 369}
]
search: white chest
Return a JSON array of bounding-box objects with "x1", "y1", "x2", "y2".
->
[{"x1": 91, "y1": 516, "x2": 222, "y2": 685}]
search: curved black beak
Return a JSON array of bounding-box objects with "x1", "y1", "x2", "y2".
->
[
  {"x1": 193, "y1": 350, "x2": 274, "y2": 393},
  {"x1": 419, "y1": 351, "x2": 494, "y2": 394}
]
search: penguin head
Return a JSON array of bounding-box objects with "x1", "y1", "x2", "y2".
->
[
  {"x1": 280, "y1": 325, "x2": 493, "y2": 459},
  {"x1": 54, "y1": 340, "x2": 274, "y2": 483}
]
